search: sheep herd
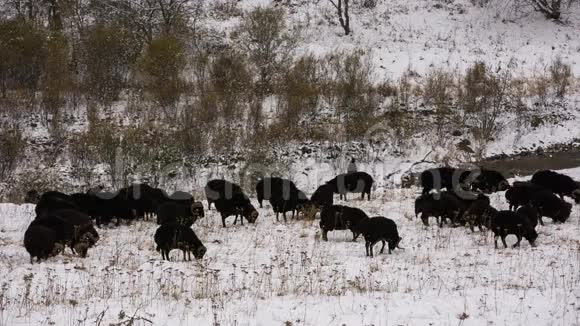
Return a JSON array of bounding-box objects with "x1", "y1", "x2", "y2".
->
[{"x1": 20, "y1": 168, "x2": 580, "y2": 263}]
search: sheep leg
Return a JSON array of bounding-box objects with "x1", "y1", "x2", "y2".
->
[
  {"x1": 352, "y1": 232, "x2": 359, "y2": 241},
  {"x1": 221, "y1": 215, "x2": 227, "y2": 228},
  {"x1": 494, "y1": 235, "x2": 499, "y2": 249},
  {"x1": 380, "y1": 240, "x2": 386, "y2": 254},
  {"x1": 369, "y1": 243, "x2": 374, "y2": 257},
  {"x1": 539, "y1": 216, "x2": 545, "y2": 226},
  {"x1": 501, "y1": 235, "x2": 508, "y2": 249},
  {"x1": 513, "y1": 235, "x2": 522, "y2": 248},
  {"x1": 283, "y1": 212, "x2": 287, "y2": 223},
  {"x1": 233, "y1": 215, "x2": 238, "y2": 225},
  {"x1": 365, "y1": 242, "x2": 370, "y2": 256},
  {"x1": 322, "y1": 229, "x2": 328, "y2": 241},
  {"x1": 275, "y1": 211, "x2": 279, "y2": 222}
]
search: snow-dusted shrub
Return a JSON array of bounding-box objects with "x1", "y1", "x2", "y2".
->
[
  {"x1": 422, "y1": 68, "x2": 455, "y2": 112},
  {"x1": 549, "y1": 56, "x2": 572, "y2": 98}
]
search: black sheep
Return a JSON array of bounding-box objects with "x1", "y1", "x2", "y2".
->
[
  {"x1": 118, "y1": 184, "x2": 166, "y2": 220},
  {"x1": 326, "y1": 172, "x2": 374, "y2": 200},
  {"x1": 23, "y1": 224, "x2": 64, "y2": 263},
  {"x1": 492, "y1": 210, "x2": 538, "y2": 248},
  {"x1": 530, "y1": 190, "x2": 572, "y2": 224},
  {"x1": 516, "y1": 205, "x2": 541, "y2": 228},
  {"x1": 269, "y1": 188, "x2": 309, "y2": 222},
  {"x1": 89, "y1": 192, "x2": 136, "y2": 227},
  {"x1": 531, "y1": 170, "x2": 580, "y2": 203},
  {"x1": 310, "y1": 183, "x2": 334, "y2": 209},
  {"x1": 205, "y1": 179, "x2": 245, "y2": 210},
  {"x1": 255, "y1": 177, "x2": 298, "y2": 208},
  {"x1": 414, "y1": 191, "x2": 463, "y2": 227},
  {"x1": 420, "y1": 167, "x2": 471, "y2": 195},
  {"x1": 302, "y1": 183, "x2": 334, "y2": 220},
  {"x1": 33, "y1": 210, "x2": 99, "y2": 256},
  {"x1": 358, "y1": 216, "x2": 402, "y2": 257},
  {"x1": 469, "y1": 168, "x2": 510, "y2": 193},
  {"x1": 319, "y1": 205, "x2": 369, "y2": 241},
  {"x1": 35, "y1": 194, "x2": 79, "y2": 218},
  {"x1": 154, "y1": 224, "x2": 207, "y2": 261},
  {"x1": 462, "y1": 194, "x2": 497, "y2": 232},
  {"x1": 214, "y1": 194, "x2": 259, "y2": 227},
  {"x1": 156, "y1": 201, "x2": 201, "y2": 227},
  {"x1": 505, "y1": 181, "x2": 546, "y2": 211}
]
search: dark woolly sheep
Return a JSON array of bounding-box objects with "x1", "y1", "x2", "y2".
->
[
  {"x1": 462, "y1": 194, "x2": 498, "y2": 232},
  {"x1": 205, "y1": 179, "x2": 245, "y2": 210},
  {"x1": 33, "y1": 210, "x2": 99, "y2": 256},
  {"x1": 117, "y1": 184, "x2": 166, "y2": 220},
  {"x1": 255, "y1": 177, "x2": 298, "y2": 208},
  {"x1": 214, "y1": 194, "x2": 259, "y2": 228},
  {"x1": 326, "y1": 172, "x2": 374, "y2": 200},
  {"x1": 492, "y1": 210, "x2": 538, "y2": 249},
  {"x1": 414, "y1": 192, "x2": 463, "y2": 227},
  {"x1": 530, "y1": 190, "x2": 572, "y2": 224},
  {"x1": 310, "y1": 183, "x2": 334, "y2": 210},
  {"x1": 154, "y1": 224, "x2": 207, "y2": 261},
  {"x1": 302, "y1": 183, "x2": 334, "y2": 220},
  {"x1": 23, "y1": 224, "x2": 64, "y2": 263},
  {"x1": 35, "y1": 194, "x2": 79, "y2": 218},
  {"x1": 358, "y1": 216, "x2": 402, "y2": 257},
  {"x1": 516, "y1": 205, "x2": 541, "y2": 229},
  {"x1": 89, "y1": 192, "x2": 136, "y2": 227},
  {"x1": 319, "y1": 205, "x2": 369, "y2": 241},
  {"x1": 420, "y1": 167, "x2": 471, "y2": 195},
  {"x1": 505, "y1": 181, "x2": 547, "y2": 211},
  {"x1": 269, "y1": 188, "x2": 309, "y2": 222},
  {"x1": 469, "y1": 168, "x2": 510, "y2": 194},
  {"x1": 531, "y1": 170, "x2": 580, "y2": 203},
  {"x1": 156, "y1": 201, "x2": 201, "y2": 227}
]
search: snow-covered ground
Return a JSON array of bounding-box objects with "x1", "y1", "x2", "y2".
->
[{"x1": 1, "y1": 168, "x2": 580, "y2": 325}]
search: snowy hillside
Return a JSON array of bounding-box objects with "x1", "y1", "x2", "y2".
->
[
  {"x1": 1, "y1": 168, "x2": 580, "y2": 325},
  {"x1": 235, "y1": 0, "x2": 580, "y2": 78}
]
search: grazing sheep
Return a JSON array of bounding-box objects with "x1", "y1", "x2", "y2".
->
[
  {"x1": 156, "y1": 201, "x2": 201, "y2": 227},
  {"x1": 505, "y1": 181, "x2": 546, "y2": 211},
  {"x1": 154, "y1": 224, "x2": 207, "y2": 261},
  {"x1": 531, "y1": 170, "x2": 580, "y2": 203},
  {"x1": 462, "y1": 194, "x2": 497, "y2": 232},
  {"x1": 302, "y1": 183, "x2": 334, "y2": 220},
  {"x1": 23, "y1": 224, "x2": 64, "y2": 263},
  {"x1": 414, "y1": 192, "x2": 463, "y2": 227},
  {"x1": 326, "y1": 172, "x2": 374, "y2": 200},
  {"x1": 255, "y1": 177, "x2": 298, "y2": 208},
  {"x1": 319, "y1": 205, "x2": 369, "y2": 241},
  {"x1": 118, "y1": 184, "x2": 166, "y2": 220},
  {"x1": 310, "y1": 183, "x2": 334, "y2": 210},
  {"x1": 35, "y1": 194, "x2": 79, "y2": 218},
  {"x1": 530, "y1": 190, "x2": 572, "y2": 224},
  {"x1": 492, "y1": 210, "x2": 538, "y2": 249},
  {"x1": 469, "y1": 168, "x2": 510, "y2": 193},
  {"x1": 32, "y1": 211, "x2": 98, "y2": 256},
  {"x1": 358, "y1": 216, "x2": 402, "y2": 257},
  {"x1": 214, "y1": 195, "x2": 259, "y2": 227},
  {"x1": 420, "y1": 167, "x2": 471, "y2": 195},
  {"x1": 269, "y1": 188, "x2": 309, "y2": 222},
  {"x1": 205, "y1": 179, "x2": 244, "y2": 210},
  {"x1": 516, "y1": 205, "x2": 541, "y2": 228}
]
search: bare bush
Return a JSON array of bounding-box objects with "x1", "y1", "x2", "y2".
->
[{"x1": 549, "y1": 56, "x2": 572, "y2": 98}]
